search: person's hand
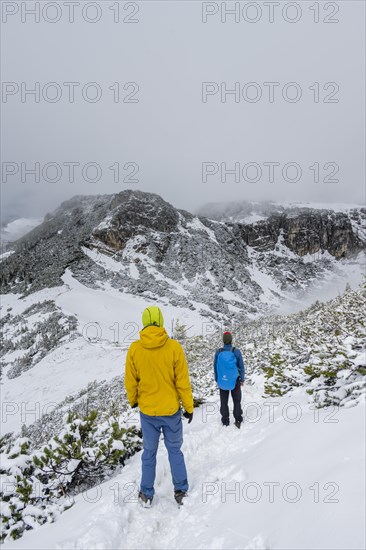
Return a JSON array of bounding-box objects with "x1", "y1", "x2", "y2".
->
[
  {"x1": 131, "y1": 403, "x2": 138, "y2": 409},
  {"x1": 240, "y1": 381, "x2": 244, "y2": 386},
  {"x1": 183, "y1": 410, "x2": 193, "y2": 423}
]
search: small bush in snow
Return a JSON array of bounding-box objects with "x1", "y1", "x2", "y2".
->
[{"x1": 0, "y1": 411, "x2": 142, "y2": 542}]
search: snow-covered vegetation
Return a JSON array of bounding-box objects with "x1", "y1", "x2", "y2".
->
[
  {"x1": 237, "y1": 281, "x2": 366, "y2": 408},
  {"x1": 1, "y1": 280, "x2": 365, "y2": 544},
  {"x1": 1, "y1": 301, "x2": 78, "y2": 380},
  {"x1": 1, "y1": 411, "x2": 142, "y2": 542}
]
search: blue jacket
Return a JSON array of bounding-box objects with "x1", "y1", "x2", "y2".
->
[{"x1": 214, "y1": 344, "x2": 245, "y2": 383}]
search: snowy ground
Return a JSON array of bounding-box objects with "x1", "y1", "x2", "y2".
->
[
  {"x1": 1, "y1": 218, "x2": 365, "y2": 548},
  {"x1": 2, "y1": 254, "x2": 365, "y2": 436},
  {"x1": 1, "y1": 270, "x2": 214, "y2": 435},
  {"x1": 3, "y1": 384, "x2": 365, "y2": 550},
  {"x1": 1, "y1": 268, "x2": 365, "y2": 548}
]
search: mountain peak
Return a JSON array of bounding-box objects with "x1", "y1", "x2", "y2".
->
[{"x1": 1, "y1": 192, "x2": 365, "y2": 321}]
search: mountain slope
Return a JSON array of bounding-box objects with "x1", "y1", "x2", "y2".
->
[
  {"x1": 1, "y1": 191, "x2": 365, "y2": 322},
  {"x1": 1, "y1": 277, "x2": 365, "y2": 547}
]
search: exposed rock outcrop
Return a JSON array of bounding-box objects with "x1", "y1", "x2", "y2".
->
[
  {"x1": 1, "y1": 191, "x2": 364, "y2": 321},
  {"x1": 238, "y1": 210, "x2": 363, "y2": 258}
]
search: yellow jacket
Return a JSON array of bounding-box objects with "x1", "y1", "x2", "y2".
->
[{"x1": 124, "y1": 326, "x2": 194, "y2": 416}]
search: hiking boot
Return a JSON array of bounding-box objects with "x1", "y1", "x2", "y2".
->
[
  {"x1": 174, "y1": 490, "x2": 187, "y2": 505},
  {"x1": 138, "y1": 491, "x2": 153, "y2": 507},
  {"x1": 221, "y1": 419, "x2": 230, "y2": 427},
  {"x1": 234, "y1": 419, "x2": 242, "y2": 429}
]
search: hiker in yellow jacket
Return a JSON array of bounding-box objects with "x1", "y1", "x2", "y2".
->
[{"x1": 125, "y1": 306, "x2": 194, "y2": 506}]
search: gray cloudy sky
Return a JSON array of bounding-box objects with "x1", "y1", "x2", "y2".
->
[{"x1": 1, "y1": 0, "x2": 365, "y2": 221}]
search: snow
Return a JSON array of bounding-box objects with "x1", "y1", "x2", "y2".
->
[
  {"x1": 301, "y1": 250, "x2": 335, "y2": 263},
  {"x1": 82, "y1": 246, "x2": 145, "y2": 282},
  {"x1": 176, "y1": 216, "x2": 191, "y2": 237},
  {"x1": 349, "y1": 217, "x2": 366, "y2": 244},
  {"x1": 239, "y1": 213, "x2": 268, "y2": 225},
  {"x1": 95, "y1": 215, "x2": 113, "y2": 231},
  {"x1": 1, "y1": 336, "x2": 123, "y2": 435},
  {"x1": 0, "y1": 250, "x2": 15, "y2": 262},
  {"x1": 218, "y1": 287, "x2": 243, "y2": 303},
  {"x1": 204, "y1": 270, "x2": 217, "y2": 286},
  {"x1": 82, "y1": 247, "x2": 127, "y2": 275},
  {"x1": 186, "y1": 217, "x2": 219, "y2": 244},
  {"x1": 0, "y1": 286, "x2": 66, "y2": 318},
  {"x1": 129, "y1": 263, "x2": 139, "y2": 280},
  {"x1": 1, "y1": 202, "x2": 365, "y2": 548},
  {"x1": 279, "y1": 201, "x2": 364, "y2": 212},
  {"x1": 0, "y1": 270, "x2": 213, "y2": 435},
  {"x1": 246, "y1": 251, "x2": 285, "y2": 307},
  {"x1": 3, "y1": 389, "x2": 364, "y2": 550},
  {"x1": 198, "y1": 200, "x2": 365, "y2": 224},
  {"x1": 57, "y1": 269, "x2": 209, "y2": 340},
  {"x1": 245, "y1": 243, "x2": 366, "y2": 315},
  {"x1": 291, "y1": 251, "x2": 366, "y2": 311}
]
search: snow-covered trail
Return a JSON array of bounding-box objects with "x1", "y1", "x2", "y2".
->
[
  {"x1": 1, "y1": 270, "x2": 214, "y2": 435},
  {"x1": 4, "y1": 384, "x2": 365, "y2": 550}
]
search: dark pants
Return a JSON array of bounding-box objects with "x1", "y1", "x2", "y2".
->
[{"x1": 219, "y1": 378, "x2": 243, "y2": 424}]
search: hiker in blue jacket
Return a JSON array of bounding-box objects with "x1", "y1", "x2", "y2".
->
[{"x1": 214, "y1": 331, "x2": 245, "y2": 428}]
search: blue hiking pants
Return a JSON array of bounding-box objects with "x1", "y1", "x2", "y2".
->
[{"x1": 140, "y1": 409, "x2": 188, "y2": 498}]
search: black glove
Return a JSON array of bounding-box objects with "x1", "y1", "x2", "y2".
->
[
  {"x1": 131, "y1": 403, "x2": 138, "y2": 409},
  {"x1": 183, "y1": 410, "x2": 193, "y2": 423}
]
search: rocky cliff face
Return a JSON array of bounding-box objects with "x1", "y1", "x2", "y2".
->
[
  {"x1": 1, "y1": 191, "x2": 365, "y2": 321},
  {"x1": 238, "y1": 210, "x2": 363, "y2": 258},
  {"x1": 92, "y1": 190, "x2": 180, "y2": 252}
]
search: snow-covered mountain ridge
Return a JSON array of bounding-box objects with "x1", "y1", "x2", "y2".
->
[
  {"x1": 1, "y1": 189, "x2": 365, "y2": 546},
  {"x1": 1, "y1": 191, "x2": 365, "y2": 322},
  {"x1": 197, "y1": 199, "x2": 365, "y2": 224}
]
